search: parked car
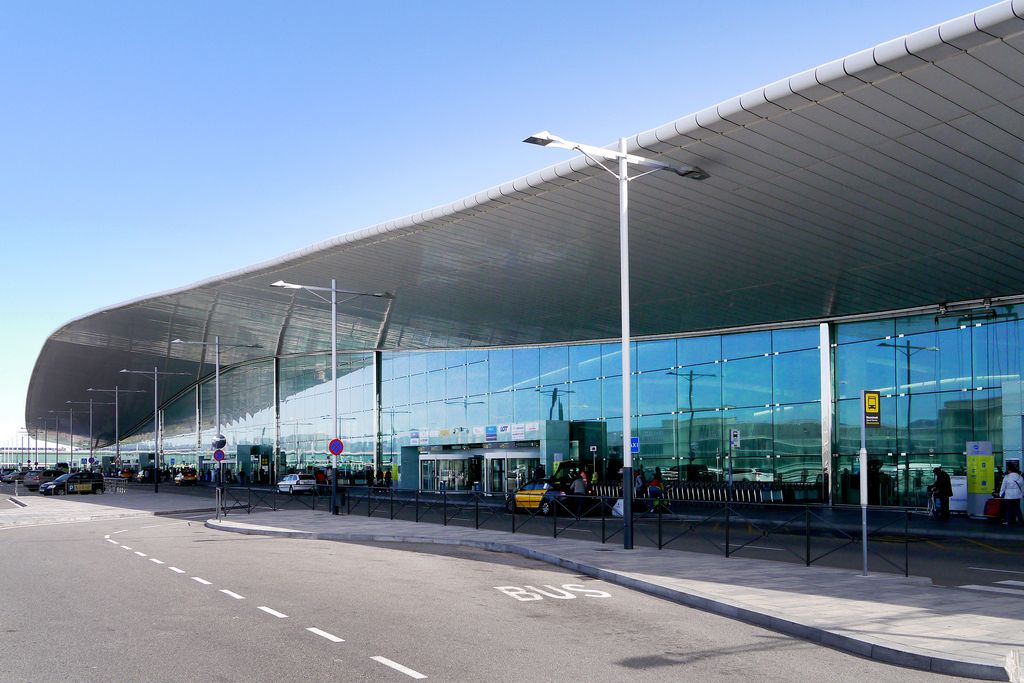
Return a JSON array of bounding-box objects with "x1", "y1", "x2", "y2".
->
[
  {"x1": 24, "y1": 469, "x2": 61, "y2": 491},
  {"x1": 506, "y1": 481, "x2": 567, "y2": 516},
  {"x1": 174, "y1": 468, "x2": 198, "y2": 486},
  {"x1": 277, "y1": 473, "x2": 317, "y2": 494},
  {"x1": 2, "y1": 469, "x2": 29, "y2": 484},
  {"x1": 39, "y1": 472, "x2": 105, "y2": 495}
]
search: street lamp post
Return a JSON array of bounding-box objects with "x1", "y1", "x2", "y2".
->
[
  {"x1": 525, "y1": 131, "x2": 708, "y2": 549},
  {"x1": 270, "y1": 279, "x2": 390, "y2": 515},
  {"x1": 50, "y1": 407, "x2": 74, "y2": 468},
  {"x1": 66, "y1": 399, "x2": 116, "y2": 470},
  {"x1": 170, "y1": 338, "x2": 259, "y2": 510},
  {"x1": 120, "y1": 368, "x2": 190, "y2": 493},
  {"x1": 87, "y1": 386, "x2": 146, "y2": 476}
]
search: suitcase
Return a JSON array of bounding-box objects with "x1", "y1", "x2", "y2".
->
[{"x1": 984, "y1": 497, "x2": 1004, "y2": 519}]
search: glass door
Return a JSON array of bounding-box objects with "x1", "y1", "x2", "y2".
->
[{"x1": 487, "y1": 458, "x2": 505, "y2": 494}]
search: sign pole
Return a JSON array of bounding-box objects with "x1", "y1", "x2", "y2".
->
[{"x1": 860, "y1": 390, "x2": 880, "y2": 577}]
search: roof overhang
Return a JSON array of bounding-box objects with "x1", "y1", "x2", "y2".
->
[{"x1": 27, "y1": 1, "x2": 1024, "y2": 445}]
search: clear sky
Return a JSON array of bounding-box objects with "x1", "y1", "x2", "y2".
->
[{"x1": 0, "y1": 0, "x2": 992, "y2": 447}]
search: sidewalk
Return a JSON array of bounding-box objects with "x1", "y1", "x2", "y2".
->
[
  {"x1": 208, "y1": 510, "x2": 1024, "y2": 681},
  {"x1": 0, "y1": 488, "x2": 216, "y2": 527}
]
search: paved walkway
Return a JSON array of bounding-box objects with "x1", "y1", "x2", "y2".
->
[{"x1": 207, "y1": 510, "x2": 1024, "y2": 681}]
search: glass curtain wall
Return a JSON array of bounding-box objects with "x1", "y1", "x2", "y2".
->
[{"x1": 833, "y1": 308, "x2": 1024, "y2": 506}]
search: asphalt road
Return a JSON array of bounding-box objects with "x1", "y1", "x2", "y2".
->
[{"x1": 0, "y1": 514, "x2": 980, "y2": 682}]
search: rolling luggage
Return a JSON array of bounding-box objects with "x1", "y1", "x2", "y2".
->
[{"x1": 984, "y1": 496, "x2": 1004, "y2": 519}]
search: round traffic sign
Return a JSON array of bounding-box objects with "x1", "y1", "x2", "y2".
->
[
  {"x1": 328, "y1": 438, "x2": 344, "y2": 456},
  {"x1": 213, "y1": 449, "x2": 225, "y2": 462},
  {"x1": 88, "y1": 457, "x2": 95, "y2": 464}
]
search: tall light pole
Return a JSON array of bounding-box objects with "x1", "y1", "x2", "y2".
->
[
  {"x1": 87, "y1": 386, "x2": 146, "y2": 475},
  {"x1": 525, "y1": 131, "x2": 708, "y2": 549},
  {"x1": 120, "y1": 368, "x2": 190, "y2": 492},
  {"x1": 50, "y1": 407, "x2": 74, "y2": 468},
  {"x1": 171, "y1": 338, "x2": 260, "y2": 500},
  {"x1": 270, "y1": 279, "x2": 390, "y2": 515},
  {"x1": 66, "y1": 399, "x2": 117, "y2": 470},
  {"x1": 34, "y1": 417, "x2": 57, "y2": 468}
]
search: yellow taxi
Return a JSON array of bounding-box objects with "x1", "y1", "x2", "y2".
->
[{"x1": 505, "y1": 481, "x2": 567, "y2": 516}]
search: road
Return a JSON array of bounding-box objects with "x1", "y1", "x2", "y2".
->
[{"x1": 0, "y1": 512, "x2": 980, "y2": 682}]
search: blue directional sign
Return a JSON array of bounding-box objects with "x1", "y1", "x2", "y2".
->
[{"x1": 630, "y1": 437, "x2": 640, "y2": 454}]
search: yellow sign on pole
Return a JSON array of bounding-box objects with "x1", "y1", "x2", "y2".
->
[{"x1": 864, "y1": 390, "x2": 881, "y2": 428}]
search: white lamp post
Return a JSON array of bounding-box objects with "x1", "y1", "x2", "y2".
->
[
  {"x1": 270, "y1": 279, "x2": 389, "y2": 515},
  {"x1": 87, "y1": 386, "x2": 146, "y2": 476},
  {"x1": 524, "y1": 131, "x2": 708, "y2": 549},
  {"x1": 120, "y1": 368, "x2": 190, "y2": 493}
]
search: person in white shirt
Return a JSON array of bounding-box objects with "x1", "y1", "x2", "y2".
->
[{"x1": 999, "y1": 461, "x2": 1024, "y2": 526}]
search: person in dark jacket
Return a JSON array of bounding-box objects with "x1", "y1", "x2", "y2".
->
[{"x1": 929, "y1": 466, "x2": 953, "y2": 520}]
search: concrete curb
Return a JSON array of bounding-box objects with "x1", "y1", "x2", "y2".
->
[{"x1": 206, "y1": 519, "x2": 1009, "y2": 681}]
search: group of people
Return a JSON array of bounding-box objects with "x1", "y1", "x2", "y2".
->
[{"x1": 929, "y1": 462, "x2": 1024, "y2": 525}]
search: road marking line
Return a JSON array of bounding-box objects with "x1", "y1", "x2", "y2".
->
[
  {"x1": 121, "y1": 546, "x2": 132, "y2": 550},
  {"x1": 149, "y1": 558, "x2": 165, "y2": 564},
  {"x1": 997, "y1": 580, "x2": 1024, "y2": 588},
  {"x1": 138, "y1": 524, "x2": 164, "y2": 529},
  {"x1": 104, "y1": 534, "x2": 110, "y2": 539},
  {"x1": 134, "y1": 551, "x2": 147, "y2": 557},
  {"x1": 106, "y1": 539, "x2": 119, "y2": 544},
  {"x1": 192, "y1": 577, "x2": 212, "y2": 585},
  {"x1": 168, "y1": 567, "x2": 185, "y2": 574},
  {"x1": 746, "y1": 545, "x2": 784, "y2": 551},
  {"x1": 371, "y1": 656, "x2": 426, "y2": 679},
  {"x1": 306, "y1": 627, "x2": 344, "y2": 642},
  {"x1": 969, "y1": 566, "x2": 1024, "y2": 574},
  {"x1": 111, "y1": 529, "x2": 130, "y2": 535},
  {"x1": 257, "y1": 606, "x2": 288, "y2": 618},
  {"x1": 926, "y1": 540, "x2": 946, "y2": 550},
  {"x1": 220, "y1": 589, "x2": 245, "y2": 600},
  {"x1": 964, "y1": 538, "x2": 1009, "y2": 554},
  {"x1": 959, "y1": 584, "x2": 1024, "y2": 596}
]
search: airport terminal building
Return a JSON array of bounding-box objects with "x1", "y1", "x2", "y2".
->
[{"x1": 25, "y1": 2, "x2": 1024, "y2": 508}]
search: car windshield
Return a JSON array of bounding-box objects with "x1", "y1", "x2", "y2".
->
[
  {"x1": 297, "y1": 475, "x2": 315, "y2": 481},
  {"x1": 53, "y1": 474, "x2": 70, "y2": 483}
]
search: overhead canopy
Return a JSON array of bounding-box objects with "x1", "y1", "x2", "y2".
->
[{"x1": 27, "y1": 1, "x2": 1024, "y2": 445}]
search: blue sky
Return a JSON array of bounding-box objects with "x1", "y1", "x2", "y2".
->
[{"x1": 0, "y1": 0, "x2": 991, "y2": 446}]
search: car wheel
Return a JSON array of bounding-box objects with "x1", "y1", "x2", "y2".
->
[{"x1": 289, "y1": 485, "x2": 294, "y2": 495}]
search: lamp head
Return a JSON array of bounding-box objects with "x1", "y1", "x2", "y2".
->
[
  {"x1": 270, "y1": 280, "x2": 304, "y2": 289},
  {"x1": 523, "y1": 131, "x2": 565, "y2": 147}
]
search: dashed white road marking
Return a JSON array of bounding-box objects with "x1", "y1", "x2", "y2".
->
[
  {"x1": 969, "y1": 567, "x2": 1024, "y2": 575},
  {"x1": 120, "y1": 546, "x2": 132, "y2": 550},
  {"x1": 257, "y1": 606, "x2": 288, "y2": 618},
  {"x1": 220, "y1": 589, "x2": 245, "y2": 600},
  {"x1": 138, "y1": 524, "x2": 165, "y2": 529},
  {"x1": 150, "y1": 558, "x2": 165, "y2": 564},
  {"x1": 371, "y1": 656, "x2": 427, "y2": 679},
  {"x1": 169, "y1": 567, "x2": 185, "y2": 574},
  {"x1": 134, "y1": 551, "x2": 147, "y2": 557},
  {"x1": 306, "y1": 627, "x2": 344, "y2": 643},
  {"x1": 106, "y1": 539, "x2": 119, "y2": 544},
  {"x1": 110, "y1": 529, "x2": 130, "y2": 535},
  {"x1": 192, "y1": 577, "x2": 212, "y2": 585},
  {"x1": 103, "y1": 534, "x2": 110, "y2": 539}
]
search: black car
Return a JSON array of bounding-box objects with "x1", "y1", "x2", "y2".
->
[{"x1": 39, "y1": 472, "x2": 105, "y2": 496}]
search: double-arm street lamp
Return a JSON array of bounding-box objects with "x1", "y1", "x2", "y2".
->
[
  {"x1": 119, "y1": 368, "x2": 190, "y2": 493},
  {"x1": 170, "y1": 337, "x2": 260, "y2": 504},
  {"x1": 270, "y1": 279, "x2": 390, "y2": 515},
  {"x1": 87, "y1": 386, "x2": 146, "y2": 481},
  {"x1": 66, "y1": 399, "x2": 116, "y2": 470},
  {"x1": 49, "y1": 408, "x2": 75, "y2": 468},
  {"x1": 33, "y1": 416, "x2": 58, "y2": 468},
  {"x1": 525, "y1": 131, "x2": 709, "y2": 549}
]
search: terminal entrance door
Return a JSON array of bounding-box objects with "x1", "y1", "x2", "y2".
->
[{"x1": 484, "y1": 449, "x2": 541, "y2": 495}]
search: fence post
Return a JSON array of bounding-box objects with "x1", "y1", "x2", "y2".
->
[
  {"x1": 390, "y1": 486, "x2": 395, "y2": 520},
  {"x1": 443, "y1": 489, "x2": 448, "y2": 526},
  {"x1": 475, "y1": 493, "x2": 479, "y2": 530},
  {"x1": 905, "y1": 508, "x2": 910, "y2": 578},
  {"x1": 724, "y1": 502, "x2": 731, "y2": 558},
  {"x1": 601, "y1": 496, "x2": 606, "y2": 544},
  {"x1": 657, "y1": 500, "x2": 663, "y2": 549},
  {"x1": 367, "y1": 486, "x2": 372, "y2": 517},
  {"x1": 805, "y1": 506, "x2": 811, "y2": 567},
  {"x1": 511, "y1": 495, "x2": 516, "y2": 534},
  {"x1": 552, "y1": 495, "x2": 558, "y2": 539}
]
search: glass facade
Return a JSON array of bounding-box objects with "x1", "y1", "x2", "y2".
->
[{"x1": 112, "y1": 302, "x2": 1024, "y2": 506}]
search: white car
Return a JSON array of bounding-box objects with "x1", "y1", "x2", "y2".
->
[{"x1": 277, "y1": 473, "x2": 317, "y2": 494}]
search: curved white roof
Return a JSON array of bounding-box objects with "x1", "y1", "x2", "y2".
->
[{"x1": 28, "y1": 1, "x2": 1024, "y2": 445}]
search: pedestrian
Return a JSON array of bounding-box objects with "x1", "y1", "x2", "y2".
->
[
  {"x1": 999, "y1": 461, "x2": 1024, "y2": 526},
  {"x1": 929, "y1": 466, "x2": 953, "y2": 520},
  {"x1": 571, "y1": 470, "x2": 587, "y2": 518},
  {"x1": 384, "y1": 468, "x2": 392, "y2": 487}
]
